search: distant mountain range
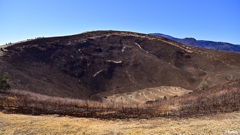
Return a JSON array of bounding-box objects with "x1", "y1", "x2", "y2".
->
[{"x1": 151, "y1": 33, "x2": 240, "y2": 52}]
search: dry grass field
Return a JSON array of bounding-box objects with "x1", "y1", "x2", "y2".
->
[{"x1": 1, "y1": 111, "x2": 240, "y2": 135}]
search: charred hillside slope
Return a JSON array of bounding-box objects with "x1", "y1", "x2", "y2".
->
[{"x1": 1, "y1": 31, "x2": 240, "y2": 99}]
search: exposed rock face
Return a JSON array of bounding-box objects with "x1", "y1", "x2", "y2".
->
[{"x1": 1, "y1": 31, "x2": 240, "y2": 99}]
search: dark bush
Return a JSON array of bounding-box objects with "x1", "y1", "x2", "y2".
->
[{"x1": 0, "y1": 74, "x2": 10, "y2": 90}]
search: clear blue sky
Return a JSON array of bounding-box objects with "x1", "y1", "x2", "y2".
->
[{"x1": 0, "y1": 0, "x2": 239, "y2": 45}]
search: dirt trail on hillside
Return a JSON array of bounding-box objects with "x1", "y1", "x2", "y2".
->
[{"x1": 1, "y1": 112, "x2": 240, "y2": 135}]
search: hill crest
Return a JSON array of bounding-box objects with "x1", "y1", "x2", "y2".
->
[{"x1": 1, "y1": 30, "x2": 240, "y2": 100}]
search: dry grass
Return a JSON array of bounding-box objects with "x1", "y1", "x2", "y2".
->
[
  {"x1": 1, "y1": 79, "x2": 240, "y2": 120},
  {"x1": 97, "y1": 86, "x2": 192, "y2": 105},
  {"x1": 1, "y1": 80, "x2": 240, "y2": 119},
  {"x1": 177, "y1": 80, "x2": 240, "y2": 116},
  {"x1": 1, "y1": 81, "x2": 240, "y2": 134},
  {"x1": 1, "y1": 111, "x2": 240, "y2": 135},
  {"x1": 0, "y1": 90, "x2": 163, "y2": 119}
]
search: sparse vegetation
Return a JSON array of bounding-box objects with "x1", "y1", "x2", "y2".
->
[
  {"x1": 0, "y1": 89, "x2": 162, "y2": 119},
  {"x1": 1, "y1": 79, "x2": 240, "y2": 119},
  {"x1": 177, "y1": 80, "x2": 240, "y2": 116}
]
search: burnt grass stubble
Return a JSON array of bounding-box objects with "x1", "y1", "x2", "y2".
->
[{"x1": 0, "y1": 85, "x2": 240, "y2": 119}]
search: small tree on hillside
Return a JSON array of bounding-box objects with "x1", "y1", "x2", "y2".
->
[{"x1": 0, "y1": 74, "x2": 10, "y2": 91}]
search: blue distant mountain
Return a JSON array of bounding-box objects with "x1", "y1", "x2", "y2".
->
[{"x1": 151, "y1": 33, "x2": 240, "y2": 52}]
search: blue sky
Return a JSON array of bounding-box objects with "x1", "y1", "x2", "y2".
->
[{"x1": 0, "y1": 0, "x2": 239, "y2": 45}]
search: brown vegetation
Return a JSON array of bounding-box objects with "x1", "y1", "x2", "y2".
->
[
  {"x1": 177, "y1": 79, "x2": 240, "y2": 116},
  {"x1": 1, "y1": 111, "x2": 240, "y2": 135},
  {"x1": 1, "y1": 79, "x2": 240, "y2": 119},
  {"x1": 0, "y1": 89, "x2": 161, "y2": 119}
]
